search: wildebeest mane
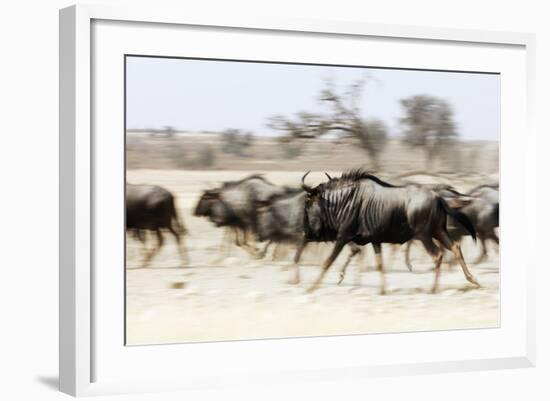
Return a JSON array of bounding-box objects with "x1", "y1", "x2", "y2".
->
[
  {"x1": 467, "y1": 183, "x2": 499, "y2": 195},
  {"x1": 222, "y1": 174, "x2": 273, "y2": 188},
  {"x1": 337, "y1": 169, "x2": 400, "y2": 188}
]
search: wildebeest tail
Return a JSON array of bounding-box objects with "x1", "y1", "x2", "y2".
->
[
  {"x1": 170, "y1": 196, "x2": 188, "y2": 235},
  {"x1": 493, "y1": 203, "x2": 499, "y2": 227},
  {"x1": 438, "y1": 197, "x2": 476, "y2": 241}
]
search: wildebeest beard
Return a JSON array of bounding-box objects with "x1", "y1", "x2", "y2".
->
[{"x1": 303, "y1": 185, "x2": 359, "y2": 242}]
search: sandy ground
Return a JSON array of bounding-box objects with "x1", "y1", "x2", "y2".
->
[{"x1": 126, "y1": 170, "x2": 500, "y2": 345}]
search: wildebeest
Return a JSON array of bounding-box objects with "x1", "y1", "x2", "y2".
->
[
  {"x1": 194, "y1": 187, "x2": 251, "y2": 254},
  {"x1": 299, "y1": 169, "x2": 480, "y2": 294},
  {"x1": 193, "y1": 174, "x2": 296, "y2": 258},
  {"x1": 396, "y1": 184, "x2": 475, "y2": 271},
  {"x1": 451, "y1": 183, "x2": 499, "y2": 263},
  {"x1": 254, "y1": 189, "x2": 305, "y2": 244},
  {"x1": 126, "y1": 183, "x2": 188, "y2": 267},
  {"x1": 403, "y1": 183, "x2": 499, "y2": 269},
  {"x1": 254, "y1": 187, "x2": 363, "y2": 284}
]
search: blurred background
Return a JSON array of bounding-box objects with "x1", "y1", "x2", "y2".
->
[{"x1": 126, "y1": 56, "x2": 499, "y2": 176}]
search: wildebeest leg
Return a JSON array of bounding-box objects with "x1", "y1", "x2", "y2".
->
[
  {"x1": 419, "y1": 237, "x2": 444, "y2": 293},
  {"x1": 131, "y1": 229, "x2": 148, "y2": 261},
  {"x1": 387, "y1": 243, "x2": 399, "y2": 266},
  {"x1": 358, "y1": 245, "x2": 369, "y2": 272},
  {"x1": 489, "y1": 231, "x2": 500, "y2": 256},
  {"x1": 211, "y1": 228, "x2": 232, "y2": 264},
  {"x1": 239, "y1": 229, "x2": 261, "y2": 258},
  {"x1": 289, "y1": 239, "x2": 308, "y2": 284},
  {"x1": 445, "y1": 238, "x2": 459, "y2": 269},
  {"x1": 272, "y1": 242, "x2": 283, "y2": 261},
  {"x1": 233, "y1": 227, "x2": 248, "y2": 251},
  {"x1": 337, "y1": 244, "x2": 361, "y2": 285},
  {"x1": 168, "y1": 225, "x2": 189, "y2": 267},
  {"x1": 233, "y1": 227, "x2": 241, "y2": 247},
  {"x1": 490, "y1": 230, "x2": 499, "y2": 246},
  {"x1": 307, "y1": 240, "x2": 347, "y2": 293},
  {"x1": 436, "y1": 230, "x2": 480, "y2": 289},
  {"x1": 372, "y1": 243, "x2": 386, "y2": 295},
  {"x1": 133, "y1": 229, "x2": 146, "y2": 245},
  {"x1": 258, "y1": 240, "x2": 272, "y2": 259},
  {"x1": 404, "y1": 241, "x2": 414, "y2": 272},
  {"x1": 142, "y1": 229, "x2": 164, "y2": 267},
  {"x1": 474, "y1": 236, "x2": 489, "y2": 264}
]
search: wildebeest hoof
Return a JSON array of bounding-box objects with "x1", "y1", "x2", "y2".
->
[
  {"x1": 337, "y1": 273, "x2": 345, "y2": 285},
  {"x1": 468, "y1": 277, "x2": 481, "y2": 288},
  {"x1": 288, "y1": 278, "x2": 300, "y2": 285}
]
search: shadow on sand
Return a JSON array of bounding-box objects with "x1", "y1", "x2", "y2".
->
[{"x1": 35, "y1": 376, "x2": 58, "y2": 391}]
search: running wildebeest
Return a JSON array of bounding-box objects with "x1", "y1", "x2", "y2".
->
[
  {"x1": 194, "y1": 187, "x2": 254, "y2": 257},
  {"x1": 395, "y1": 184, "x2": 475, "y2": 271},
  {"x1": 403, "y1": 183, "x2": 499, "y2": 269},
  {"x1": 126, "y1": 183, "x2": 189, "y2": 267},
  {"x1": 254, "y1": 187, "x2": 363, "y2": 284},
  {"x1": 194, "y1": 174, "x2": 297, "y2": 258},
  {"x1": 299, "y1": 169, "x2": 481, "y2": 294},
  {"x1": 451, "y1": 183, "x2": 499, "y2": 263}
]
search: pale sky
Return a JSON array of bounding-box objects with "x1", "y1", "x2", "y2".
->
[{"x1": 126, "y1": 56, "x2": 500, "y2": 141}]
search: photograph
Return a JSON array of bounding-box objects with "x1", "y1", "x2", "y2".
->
[{"x1": 125, "y1": 56, "x2": 500, "y2": 345}]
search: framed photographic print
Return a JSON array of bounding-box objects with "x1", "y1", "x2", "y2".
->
[{"x1": 59, "y1": 4, "x2": 536, "y2": 396}]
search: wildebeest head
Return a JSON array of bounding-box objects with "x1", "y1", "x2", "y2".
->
[
  {"x1": 194, "y1": 188, "x2": 238, "y2": 227},
  {"x1": 301, "y1": 171, "x2": 327, "y2": 240},
  {"x1": 194, "y1": 189, "x2": 220, "y2": 217}
]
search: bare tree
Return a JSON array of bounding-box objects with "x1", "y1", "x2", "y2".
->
[
  {"x1": 277, "y1": 136, "x2": 303, "y2": 160},
  {"x1": 268, "y1": 79, "x2": 388, "y2": 169},
  {"x1": 221, "y1": 129, "x2": 255, "y2": 157},
  {"x1": 400, "y1": 95, "x2": 458, "y2": 169}
]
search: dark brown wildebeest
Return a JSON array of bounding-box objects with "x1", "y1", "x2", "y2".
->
[
  {"x1": 461, "y1": 184, "x2": 499, "y2": 263},
  {"x1": 299, "y1": 169, "x2": 480, "y2": 294},
  {"x1": 194, "y1": 187, "x2": 253, "y2": 258},
  {"x1": 126, "y1": 183, "x2": 189, "y2": 267},
  {"x1": 403, "y1": 183, "x2": 499, "y2": 269},
  {"x1": 193, "y1": 174, "x2": 296, "y2": 258}
]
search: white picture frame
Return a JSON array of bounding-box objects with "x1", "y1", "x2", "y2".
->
[{"x1": 59, "y1": 4, "x2": 536, "y2": 397}]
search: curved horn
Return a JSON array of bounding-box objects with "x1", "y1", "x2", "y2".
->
[
  {"x1": 301, "y1": 171, "x2": 314, "y2": 194},
  {"x1": 324, "y1": 172, "x2": 333, "y2": 180}
]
